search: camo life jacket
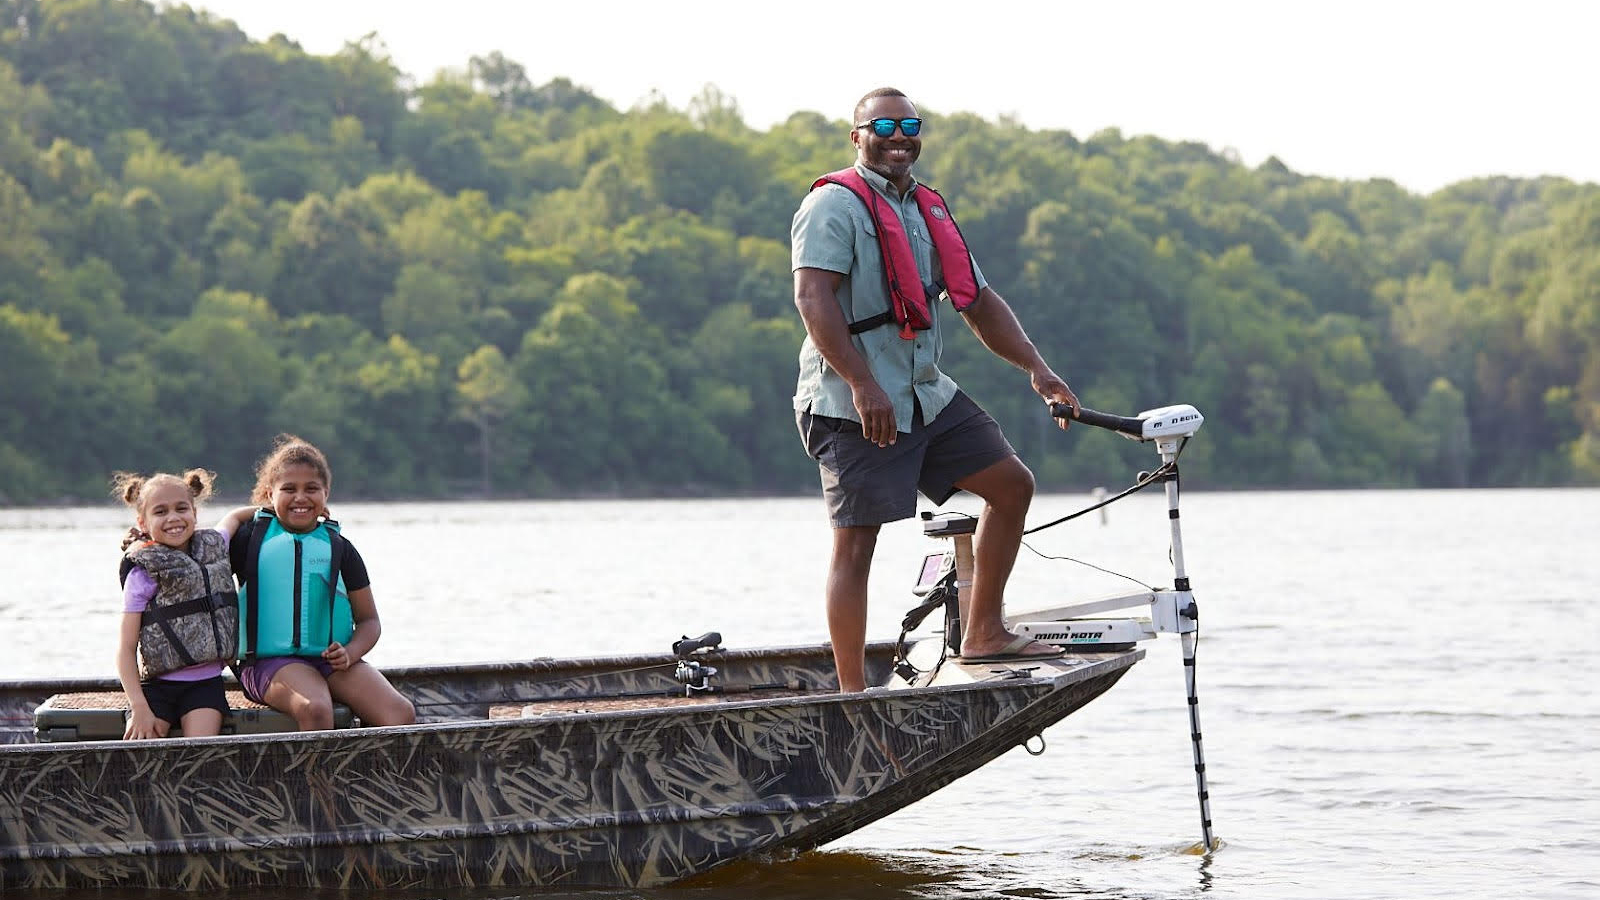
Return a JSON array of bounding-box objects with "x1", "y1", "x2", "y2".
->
[
  {"x1": 120, "y1": 530, "x2": 240, "y2": 680},
  {"x1": 236, "y1": 509, "x2": 353, "y2": 662},
  {"x1": 810, "y1": 168, "x2": 980, "y2": 339}
]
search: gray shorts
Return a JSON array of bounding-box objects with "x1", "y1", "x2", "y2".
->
[{"x1": 797, "y1": 391, "x2": 1016, "y2": 528}]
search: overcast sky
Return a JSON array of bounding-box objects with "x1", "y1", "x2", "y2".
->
[{"x1": 185, "y1": 0, "x2": 1600, "y2": 195}]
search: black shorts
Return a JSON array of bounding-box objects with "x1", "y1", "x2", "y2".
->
[
  {"x1": 140, "y1": 675, "x2": 229, "y2": 726},
  {"x1": 797, "y1": 391, "x2": 1016, "y2": 527}
]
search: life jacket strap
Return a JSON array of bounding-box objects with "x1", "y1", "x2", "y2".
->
[
  {"x1": 143, "y1": 595, "x2": 220, "y2": 623},
  {"x1": 242, "y1": 508, "x2": 272, "y2": 664},
  {"x1": 326, "y1": 523, "x2": 345, "y2": 648},
  {"x1": 847, "y1": 311, "x2": 895, "y2": 334},
  {"x1": 849, "y1": 281, "x2": 946, "y2": 335},
  {"x1": 147, "y1": 605, "x2": 201, "y2": 669}
]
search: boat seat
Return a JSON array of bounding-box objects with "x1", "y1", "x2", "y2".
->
[{"x1": 32, "y1": 690, "x2": 355, "y2": 742}]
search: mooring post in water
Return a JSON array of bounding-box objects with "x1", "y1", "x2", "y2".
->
[{"x1": 1159, "y1": 434, "x2": 1215, "y2": 852}]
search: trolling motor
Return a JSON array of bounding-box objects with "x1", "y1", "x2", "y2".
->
[
  {"x1": 672, "y1": 631, "x2": 722, "y2": 695},
  {"x1": 896, "y1": 402, "x2": 1217, "y2": 852},
  {"x1": 1009, "y1": 403, "x2": 1204, "y2": 650},
  {"x1": 904, "y1": 404, "x2": 1208, "y2": 657},
  {"x1": 1033, "y1": 402, "x2": 1216, "y2": 852}
]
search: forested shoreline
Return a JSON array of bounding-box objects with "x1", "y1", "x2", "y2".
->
[{"x1": 2, "y1": 0, "x2": 1597, "y2": 505}]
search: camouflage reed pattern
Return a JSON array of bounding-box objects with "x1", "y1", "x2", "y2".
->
[{"x1": 0, "y1": 643, "x2": 1140, "y2": 890}]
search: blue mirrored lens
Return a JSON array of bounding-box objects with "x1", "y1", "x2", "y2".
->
[{"x1": 868, "y1": 118, "x2": 922, "y2": 137}]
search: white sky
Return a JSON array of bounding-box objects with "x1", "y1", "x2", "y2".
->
[{"x1": 182, "y1": 0, "x2": 1599, "y2": 195}]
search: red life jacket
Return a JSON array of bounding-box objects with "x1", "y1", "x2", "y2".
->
[{"x1": 810, "y1": 168, "x2": 980, "y2": 339}]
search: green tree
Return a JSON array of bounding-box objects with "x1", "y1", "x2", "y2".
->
[
  {"x1": 0, "y1": 170, "x2": 48, "y2": 309},
  {"x1": 270, "y1": 189, "x2": 399, "y2": 329},
  {"x1": 1413, "y1": 378, "x2": 1472, "y2": 487},
  {"x1": 455, "y1": 344, "x2": 528, "y2": 495}
]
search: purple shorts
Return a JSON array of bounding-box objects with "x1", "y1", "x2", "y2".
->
[{"x1": 238, "y1": 656, "x2": 335, "y2": 704}]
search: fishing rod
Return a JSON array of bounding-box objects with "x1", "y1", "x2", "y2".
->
[
  {"x1": 409, "y1": 677, "x2": 811, "y2": 712},
  {"x1": 409, "y1": 632, "x2": 809, "y2": 712}
]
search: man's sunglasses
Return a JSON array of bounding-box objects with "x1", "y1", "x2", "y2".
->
[{"x1": 856, "y1": 117, "x2": 923, "y2": 138}]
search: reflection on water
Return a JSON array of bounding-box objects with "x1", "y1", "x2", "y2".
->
[
  {"x1": 3, "y1": 489, "x2": 1598, "y2": 900},
  {"x1": 0, "y1": 849, "x2": 1185, "y2": 900}
]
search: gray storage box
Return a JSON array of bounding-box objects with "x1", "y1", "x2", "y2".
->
[{"x1": 34, "y1": 690, "x2": 353, "y2": 741}]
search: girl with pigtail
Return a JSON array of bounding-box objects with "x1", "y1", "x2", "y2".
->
[{"x1": 112, "y1": 468, "x2": 240, "y2": 739}]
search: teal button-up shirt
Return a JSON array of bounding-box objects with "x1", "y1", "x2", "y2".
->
[{"x1": 790, "y1": 163, "x2": 988, "y2": 433}]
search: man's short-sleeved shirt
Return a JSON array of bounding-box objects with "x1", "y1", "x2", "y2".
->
[{"x1": 791, "y1": 163, "x2": 988, "y2": 433}]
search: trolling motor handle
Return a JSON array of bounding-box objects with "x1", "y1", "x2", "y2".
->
[
  {"x1": 1050, "y1": 403, "x2": 1205, "y2": 441},
  {"x1": 1050, "y1": 404, "x2": 1144, "y2": 437}
]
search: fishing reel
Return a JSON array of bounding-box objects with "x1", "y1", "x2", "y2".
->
[
  {"x1": 674, "y1": 659, "x2": 718, "y2": 694},
  {"x1": 672, "y1": 631, "x2": 722, "y2": 695}
]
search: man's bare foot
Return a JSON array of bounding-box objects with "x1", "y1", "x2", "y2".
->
[{"x1": 959, "y1": 634, "x2": 1065, "y2": 663}]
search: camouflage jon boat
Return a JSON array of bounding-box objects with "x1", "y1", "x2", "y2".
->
[
  {"x1": 0, "y1": 639, "x2": 1141, "y2": 891},
  {"x1": 0, "y1": 404, "x2": 1212, "y2": 890}
]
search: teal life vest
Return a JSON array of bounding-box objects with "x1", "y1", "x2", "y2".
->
[{"x1": 238, "y1": 509, "x2": 353, "y2": 661}]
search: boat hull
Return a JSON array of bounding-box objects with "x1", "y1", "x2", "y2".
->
[{"x1": 0, "y1": 644, "x2": 1138, "y2": 890}]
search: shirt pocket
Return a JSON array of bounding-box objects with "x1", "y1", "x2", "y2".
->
[
  {"x1": 911, "y1": 226, "x2": 940, "y2": 284},
  {"x1": 855, "y1": 210, "x2": 879, "y2": 248}
]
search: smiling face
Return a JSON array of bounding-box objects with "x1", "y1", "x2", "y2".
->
[
  {"x1": 270, "y1": 462, "x2": 329, "y2": 533},
  {"x1": 852, "y1": 94, "x2": 921, "y2": 190},
  {"x1": 137, "y1": 481, "x2": 198, "y2": 550}
]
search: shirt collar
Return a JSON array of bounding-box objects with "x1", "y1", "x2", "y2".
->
[{"x1": 853, "y1": 162, "x2": 918, "y2": 201}]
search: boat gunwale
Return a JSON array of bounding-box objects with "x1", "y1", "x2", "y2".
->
[{"x1": 0, "y1": 647, "x2": 1143, "y2": 754}]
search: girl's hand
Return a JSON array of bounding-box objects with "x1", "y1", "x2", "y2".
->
[
  {"x1": 323, "y1": 641, "x2": 352, "y2": 671},
  {"x1": 124, "y1": 708, "x2": 168, "y2": 740}
]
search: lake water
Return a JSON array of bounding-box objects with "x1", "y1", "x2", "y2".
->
[{"x1": 1, "y1": 487, "x2": 1594, "y2": 900}]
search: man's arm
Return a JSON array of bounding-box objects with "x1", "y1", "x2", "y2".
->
[
  {"x1": 961, "y1": 286, "x2": 1081, "y2": 426},
  {"x1": 794, "y1": 267, "x2": 898, "y2": 446}
]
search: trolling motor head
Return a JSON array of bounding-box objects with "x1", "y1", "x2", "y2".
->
[{"x1": 1131, "y1": 404, "x2": 1204, "y2": 440}]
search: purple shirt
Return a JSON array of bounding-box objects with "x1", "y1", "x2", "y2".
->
[{"x1": 122, "y1": 528, "x2": 230, "y2": 682}]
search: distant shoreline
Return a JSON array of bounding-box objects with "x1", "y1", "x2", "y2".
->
[{"x1": 8, "y1": 481, "x2": 1586, "y2": 511}]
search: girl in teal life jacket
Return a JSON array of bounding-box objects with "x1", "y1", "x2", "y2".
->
[
  {"x1": 113, "y1": 468, "x2": 239, "y2": 739},
  {"x1": 217, "y1": 435, "x2": 415, "y2": 731}
]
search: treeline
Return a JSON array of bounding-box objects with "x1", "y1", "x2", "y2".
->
[{"x1": 1, "y1": 0, "x2": 1597, "y2": 505}]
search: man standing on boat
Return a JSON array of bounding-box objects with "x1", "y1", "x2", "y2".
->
[{"x1": 791, "y1": 87, "x2": 1081, "y2": 692}]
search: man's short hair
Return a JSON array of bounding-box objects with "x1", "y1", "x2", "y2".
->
[{"x1": 854, "y1": 87, "x2": 909, "y2": 123}]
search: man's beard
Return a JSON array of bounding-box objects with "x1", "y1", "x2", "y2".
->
[{"x1": 864, "y1": 144, "x2": 917, "y2": 180}]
